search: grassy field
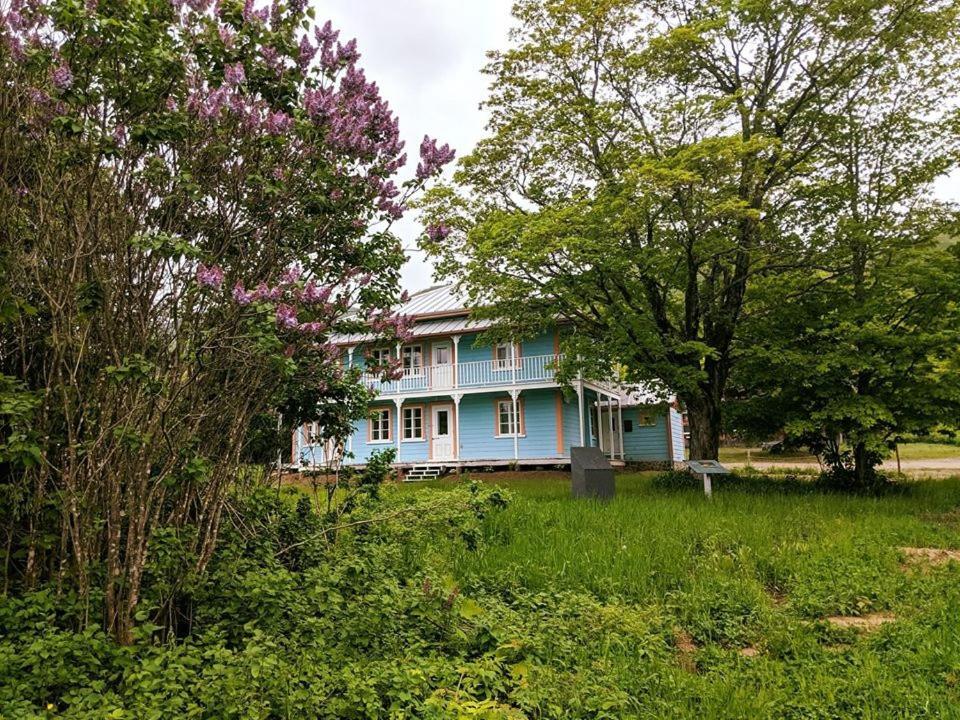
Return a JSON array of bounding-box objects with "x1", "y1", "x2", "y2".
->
[
  {"x1": 406, "y1": 471, "x2": 960, "y2": 717},
  {"x1": 719, "y1": 441, "x2": 960, "y2": 464}
]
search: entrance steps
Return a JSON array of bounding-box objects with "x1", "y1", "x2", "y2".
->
[{"x1": 403, "y1": 464, "x2": 445, "y2": 482}]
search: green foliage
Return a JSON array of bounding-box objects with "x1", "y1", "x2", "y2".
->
[
  {"x1": 4, "y1": 473, "x2": 960, "y2": 717},
  {"x1": 419, "y1": 0, "x2": 960, "y2": 460}
]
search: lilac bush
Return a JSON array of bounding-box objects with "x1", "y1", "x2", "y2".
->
[{"x1": 0, "y1": 0, "x2": 452, "y2": 643}]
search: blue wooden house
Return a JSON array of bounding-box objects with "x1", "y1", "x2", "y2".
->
[{"x1": 292, "y1": 285, "x2": 684, "y2": 477}]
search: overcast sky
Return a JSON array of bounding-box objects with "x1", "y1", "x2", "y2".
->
[{"x1": 319, "y1": 1, "x2": 960, "y2": 293}]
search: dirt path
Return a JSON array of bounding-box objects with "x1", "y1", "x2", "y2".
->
[{"x1": 726, "y1": 457, "x2": 960, "y2": 475}]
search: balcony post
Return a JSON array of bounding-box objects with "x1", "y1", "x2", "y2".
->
[
  {"x1": 451, "y1": 335, "x2": 460, "y2": 388},
  {"x1": 510, "y1": 340, "x2": 517, "y2": 385}
]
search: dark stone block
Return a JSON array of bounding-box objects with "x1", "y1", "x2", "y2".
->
[{"x1": 571, "y1": 446, "x2": 615, "y2": 499}]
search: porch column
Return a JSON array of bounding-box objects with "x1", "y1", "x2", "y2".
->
[
  {"x1": 607, "y1": 393, "x2": 615, "y2": 460},
  {"x1": 596, "y1": 400, "x2": 603, "y2": 453},
  {"x1": 617, "y1": 395, "x2": 625, "y2": 461},
  {"x1": 576, "y1": 378, "x2": 585, "y2": 447},
  {"x1": 451, "y1": 334, "x2": 460, "y2": 388},
  {"x1": 510, "y1": 388, "x2": 521, "y2": 461},
  {"x1": 452, "y1": 392, "x2": 462, "y2": 460},
  {"x1": 393, "y1": 397, "x2": 403, "y2": 462}
]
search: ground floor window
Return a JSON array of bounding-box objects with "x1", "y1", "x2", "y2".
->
[
  {"x1": 495, "y1": 398, "x2": 524, "y2": 437},
  {"x1": 402, "y1": 406, "x2": 424, "y2": 440},
  {"x1": 370, "y1": 407, "x2": 391, "y2": 442},
  {"x1": 637, "y1": 410, "x2": 657, "y2": 427}
]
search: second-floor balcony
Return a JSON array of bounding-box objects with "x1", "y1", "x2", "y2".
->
[{"x1": 361, "y1": 353, "x2": 563, "y2": 396}]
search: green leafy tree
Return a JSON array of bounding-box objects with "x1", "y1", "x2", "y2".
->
[
  {"x1": 728, "y1": 96, "x2": 960, "y2": 485},
  {"x1": 0, "y1": 0, "x2": 450, "y2": 641},
  {"x1": 419, "y1": 0, "x2": 960, "y2": 459}
]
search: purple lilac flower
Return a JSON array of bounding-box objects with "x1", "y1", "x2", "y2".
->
[
  {"x1": 416, "y1": 136, "x2": 456, "y2": 180},
  {"x1": 218, "y1": 25, "x2": 236, "y2": 48},
  {"x1": 232, "y1": 282, "x2": 253, "y2": 305},
  {"x1": 275, "y1": 303, "x2": 299, "y2": 329},
  {"x1": 196, "y1": 263, "x2": 225, "y2": 289},
  {"x1": 426, "y1": 223, "x2": 451, "y2": 242},
  {"x1": 280, "y1": 265, "x2": 302, "y2": 284},
  {"x1": 224, "y1": 62, "x2": 245, "y2": 86},
  {"x1": 302, "y1": 281, "x2": 332, "y2": 305},
  {"x1": 264, "y1": 110, "x2": 292, "y2": 135},
  {"x1": 28, "y1": 87, "x2": 49, "y2": 104},
  {"x1": 314, "y1": 20, "x2": 339, "y2": 47},
  {"x1": 298, "y1": 35, "x2": 316, "y2": 70},
  {"x1": 51, "y1": 63, "x2": 73, "y2": 91}
]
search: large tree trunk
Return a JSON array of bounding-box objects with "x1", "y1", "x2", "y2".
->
[
  {"x1": 684, "y1": 391, "x2": 722, "y2": 461},
  {"x1": 853, "y1": 441, "x2": 870, "y2": 487}
]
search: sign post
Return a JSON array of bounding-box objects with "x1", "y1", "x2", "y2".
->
[{"x1": 686, "y1": 460, "x2": 731, "y2": 498}]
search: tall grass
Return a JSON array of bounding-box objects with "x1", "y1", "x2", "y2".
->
[{"x1": 394, "y1": 472, "x2": 960, "y2": 716}]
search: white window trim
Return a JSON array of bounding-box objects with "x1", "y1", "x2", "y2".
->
[
  {"x1": 401, "y1": 406, "x2": 425, "y2": 442},
  {"x1": 369, "y1": 408, "x2": 392, "y2": 443},
  {"x1": 368, "y1": 347, "x2": 391, "y2": 366},
  {"x1": 492, "y1": 342, "x2": 521, "y2": 372},
  {"x1": 494, "y1": 398, "x2": 526, "y2": 438},
  {"x1": 402, "y1": 344, "x2": 424, "y2": 377}
]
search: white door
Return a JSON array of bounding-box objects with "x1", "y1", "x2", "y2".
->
[
  {"x1": 431, "y1": 342, "x2": 453, "y2": 390},
  {"x1": 431, "y1": 404, "x2": 454, "y2": 460}
]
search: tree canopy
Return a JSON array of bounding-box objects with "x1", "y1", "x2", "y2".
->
[{"x1": 419, "y1": 0, "x2": 960, "y2": 461}]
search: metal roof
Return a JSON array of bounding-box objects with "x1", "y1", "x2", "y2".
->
[
  {"x1": 399, "y1": 284, "x2": 470, "y2": 318},
  {"x1": 332, "y1": 315, "x2": 493, "y2": 344},
  {"x1": 332, "y1": 284, "x2": 490, "y2": 344}
]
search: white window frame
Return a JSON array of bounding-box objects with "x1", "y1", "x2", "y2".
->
[
  {"x1": 492, "y1": 342, "x2": 520, "y2": 372},
  {"x1": 402, "y1": 344, "x2": 423, "y2": 377},
  {"x1": 495, "y1": 398, "x2": 524, "y2": 437},
  {"x1": 402, "y1": 406, "x2": 425, "y2": 441},
  {"x1": 369, "y1": 407, "x2": 392, "y2": 443},
  {"x1": 368, "y1": 347, "x2": 391, "y2": 367}
]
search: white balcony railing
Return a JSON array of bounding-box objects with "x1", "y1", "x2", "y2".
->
[{"x1": 360, "y1": 353, "x2": 563, "y2": 396}]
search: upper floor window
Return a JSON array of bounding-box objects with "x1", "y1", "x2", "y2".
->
[
  {"x1": 402, "y1": 344, "x2": 423, "y2": 376},
  {"x1": 637, "y1": 411, "x2": 656, "y2": 427},
  {"x1": 492, "y1": 342, "x2": 520, "y2": 371},
  {"x1": 368, "y1": 347, "x2": 391, "y2": 367},
  {"x1": 370, "y1": 407, "x2": 392, "y2": 442}
]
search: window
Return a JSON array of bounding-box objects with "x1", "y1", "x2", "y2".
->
[
  {"x1": 402, "y1": 344, "x2": 423, "y2": 376},
  {"x1": 368, "y1": 347, "x2": 391, "y2": 367},
  {"x1": 492, "y1": 342, "x2": 520, "y2": 371},
  {"x1": 402, "y1": 406, "x2": 424, "y2": 440},
  {"x1": 637, "y1": 411, "x2": 656, "y2": 427},
  {"x1": 623, "y1": 419, "x2": 634, "y2": 433},
  {"x1": 495, "y1": 398, "x2": 524, "y2": 437},
  {"x1": 370, "y1": 407, "x2": 391, "y2": 442}
]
